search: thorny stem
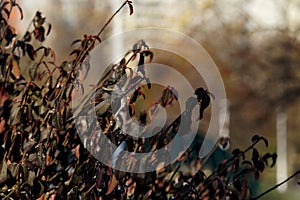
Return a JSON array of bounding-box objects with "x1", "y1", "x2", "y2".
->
[{"x1": 252, "y1": 170, "x2": 300, "y2": 200}]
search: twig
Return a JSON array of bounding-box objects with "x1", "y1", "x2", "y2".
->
[
  {"x1": 58, "y1": 0, "x2": 131, "y2": 103},
  {"x1": 167, "y1": 165, "x2": 181, "y2": 185},
  {"x1": 252, "y1": 170, "x2": 300, "y2": 200},
  {"x1": 97, "y1": 0, "x2": 131, "y2": 37}
]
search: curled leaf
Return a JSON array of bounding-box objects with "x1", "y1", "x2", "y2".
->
[
  {"x1": 242, "y1": 160, "x2": 253, "y2": 167},
  {"x1": 251, "y1": 135, "x2": 260, "y2": 143},
  {"x1": 127, "y1": 1, "x2": 134, "y2": 15},
  {"x1": 71, "y1": 39, "x2": 82, "y2": 47},
  {"x1": 270, "y1": 153, "x2": 277, "y2": 167},
  {"x1": 15, "y1": 3, "x2": 23, "y2": 20},
  {"x1": 261, "y1": 136, "x2": 269, "y2": 147}
]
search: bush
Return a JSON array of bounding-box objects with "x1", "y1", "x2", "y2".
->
[{"x1": 0, "y1": 1, "x2": 285, "y2": 199}]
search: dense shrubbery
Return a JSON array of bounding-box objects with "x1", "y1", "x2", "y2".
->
[{"x1": 0, "y1": 1, "x2": 288, "y2": 199}]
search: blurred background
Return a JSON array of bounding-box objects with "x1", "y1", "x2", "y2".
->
[{"x1": 10, "y1": 0, "x2": 300, "y2": 199}]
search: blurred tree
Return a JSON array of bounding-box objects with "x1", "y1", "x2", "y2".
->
[{"x1": 188, "y1": 0, "x2": 300, "y2": 141}]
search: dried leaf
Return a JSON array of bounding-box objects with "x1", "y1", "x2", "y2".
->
[
  {"x1": 106, "y1": 174, "x2": 119, "y2": 195},
  {"x1": 8, "y1": 162, "x2": 19, "y2": 178},
  {"x1": 0, "y1": 160, "x2": 7, "y2": 183},
  {"x1": 24, "y1": 31, "x2": 31, "y2": 42},
  {"x1": 34, "y1": 26, "x2": 45, "y2": 42},
  {"x1": 252, "y1": 148, "x2": 259, "y2": 163},
  {"x1": 26, "y1": 43, "x2": 36, "y2": 60},
  {"x1": 261, "y1": 136, "x2": 269, "y2": 147},
  {"x1": 2, "y1": 8, "x2": 10, "y2": 19},
  {"x1": 26, "y1": 171, "x2": 35, "y2": 186},
  {"x1": 16, "y1": 3, "x2": 23, "y2": 19},
  {"x1": 242, "y1": 160, "x2": 253, "y2": 166},
  {"x1": 71, "y1": 39, "x2": 82, "y2": 46},
  {"x1": 251, "y1": 135, "x2": 260, "y2": 143},
  {"x1": 128, "y1": 2, "x2": 134, "y2": 15},
  {"x1": 46, "y1": 23, "x2": 52, "y2": 35},
  {"x1": 11, "y1": 59, "x2": 21, "y2": 79}
]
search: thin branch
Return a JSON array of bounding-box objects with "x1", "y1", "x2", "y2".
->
[
  {"x1": 252, "y1": 170, "x2": 300, "y2": 200},
  {"x1": 58, "y1": 0, "x2": 131, "y2": 103},
  {"x1": 97, "y1": 0, "x2": 131, "y2": 37}
]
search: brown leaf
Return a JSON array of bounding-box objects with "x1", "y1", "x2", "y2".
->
[
  {"x1": 239, "y1": 178, "x2": 248, "y2": 199},
  {"x1": 26, "y1": 43, "x2": 36, "y2": 60},
  {"x1": 0, "y1": 161, "x2": 7, "y2": 183},
  {"x1": 11, "y1": 59, "x2": 21, "y2": 79},
  {"x1": 34, "y1": 27, "x2": 45, "y2": 42},
  {"x1": 75, "y1": 144, "x2": 80, "y2": 160},
  {"x1": 106, "y1": 174, "x2": 119, "y2": 195}
]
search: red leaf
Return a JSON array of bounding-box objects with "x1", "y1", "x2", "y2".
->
[{"x1": 34, "y1": 27, "x2": 45, "y2": 42}]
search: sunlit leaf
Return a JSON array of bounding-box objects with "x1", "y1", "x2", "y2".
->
[
  {"x1": 0, "y1": 160, "x2": 7, "y2": 183},
  {"x1": 106, "y1": 174, "x2": 119, "y2": 195},
  {"x1": 10, "y1": 59, "x2": 21, "y2": 79}
]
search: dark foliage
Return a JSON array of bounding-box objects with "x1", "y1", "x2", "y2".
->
[{"x1": 0, "y1": 1, "x2": 284, "y2": 199}]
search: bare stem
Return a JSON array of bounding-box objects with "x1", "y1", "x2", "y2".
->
[
  {"x1": 58, "y1": 0, "x2": 131, "y2": 102},
  {"x1": 252, "y1": 170, "x2": 300, "y2": 200},
  {"x1": 97, "y1": 0, "x2": 130, "y2": 37}
]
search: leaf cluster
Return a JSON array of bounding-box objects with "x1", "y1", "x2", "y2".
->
[{"x1": 0, "y1": 1, "x2": 279, "y2": 200}]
